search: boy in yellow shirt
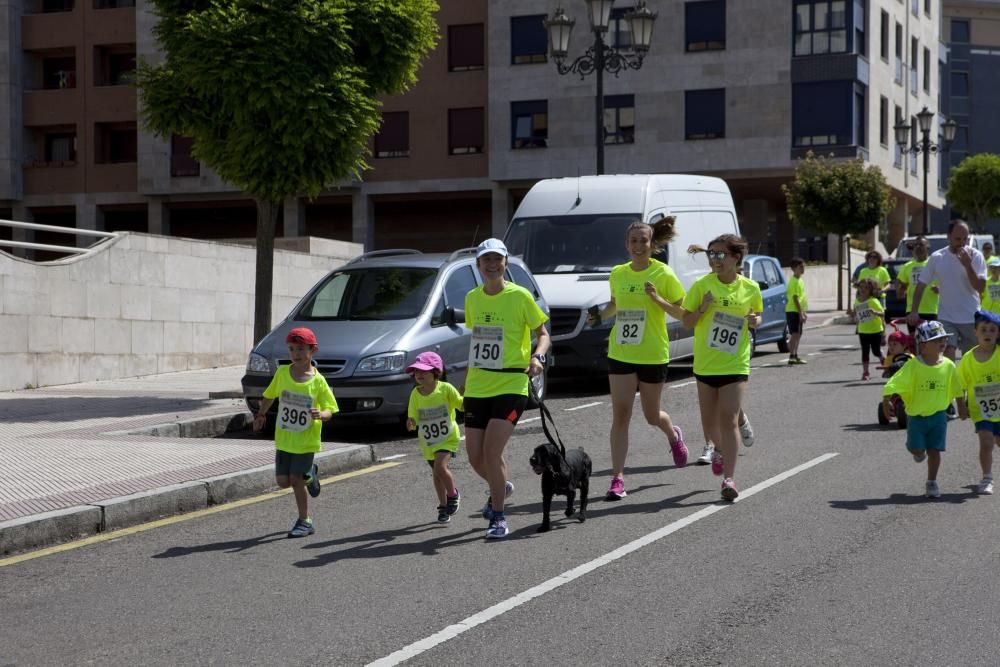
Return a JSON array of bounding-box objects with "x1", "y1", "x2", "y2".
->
[
  {"x1": 883, "y1": 320, "x2": 965, "y2": 498},
  {"x1": 786, "y1": 257, "x2": 808, "y2": 365},
  {"x1": 957, "y1": 309, "x2": 1000, "y2": 494},
  {"x1": 980, "y1": 257, "x2": 1000, "y2": 315}
]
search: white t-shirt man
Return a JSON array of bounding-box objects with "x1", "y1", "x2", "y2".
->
[{"x1": 918, "y1": 246, "x2": 987, "y2": 324}]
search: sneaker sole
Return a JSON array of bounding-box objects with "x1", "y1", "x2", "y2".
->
[
  {"x1": 485, "y1": 528, "x2": 509, "y2": 539},
  {"x1": 721, "y1": 486, "x2": 739, "y2": 501},
  {"x1": 604, "y1": 491, "x2": 626, "y2": 501}
]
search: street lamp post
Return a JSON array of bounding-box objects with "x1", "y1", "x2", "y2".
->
[
  {"x1": 894, "y1": 106, "x2": 958, "y2": 235},
  {"x1": 545, "y1": 1, "x2": 656, "y2": 175}
]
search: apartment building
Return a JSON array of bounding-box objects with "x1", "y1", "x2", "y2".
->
[
  {"x1": 0, "y1": 1, "x2": 946, "y2": 260},
  {"x1": 936, "y1": 0, "x2": 1000, "y2": 233}
]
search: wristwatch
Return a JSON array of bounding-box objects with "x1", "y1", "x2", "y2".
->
[{"x1": 531, "y1": 353, "x2": 547, "y2": 366}]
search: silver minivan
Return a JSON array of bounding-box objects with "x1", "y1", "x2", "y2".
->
[{"x1": 241, "y1": 249, "x2": 550, "y2": 423}]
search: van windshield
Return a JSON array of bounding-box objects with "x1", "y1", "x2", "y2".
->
[
  {"x1": 505, "y1": 214, "x2": 640, "y2": 274},
  {"x1": 296, "y1": 267, "x2": 437, "y2": 321},
  {"x1": 895, "y1": 237, "x2": 949, "y2": 257}
]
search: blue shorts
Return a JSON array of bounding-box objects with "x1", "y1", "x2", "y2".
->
[
  {"x1": 906, "y1": 412, "x2": 948, "y2": 452},
  {"x1": 975, "y1": 420, "x2": 1000, "y2": 435}
]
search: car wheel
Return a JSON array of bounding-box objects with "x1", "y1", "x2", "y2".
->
[
  {"x1": 777, "y1": 324, "x2": 790, "y2": 353},
  {"x1": 896, "y1": 404, "x2": 908, "y2": 429},
  {"x1": 877, "y1": 402, "x2": 890, "y2": 425},
  {"x1": 527, "y1": 368, "x2": 547, "y2": 408}
]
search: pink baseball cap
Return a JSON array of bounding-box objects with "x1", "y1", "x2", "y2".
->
[{"x1": 406, "y1": 351, "x2": 444, "y2": 374}]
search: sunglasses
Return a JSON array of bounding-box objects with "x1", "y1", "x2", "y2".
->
[{"x1": 706, "y1": 250, "x2": 730, "y2": 261}]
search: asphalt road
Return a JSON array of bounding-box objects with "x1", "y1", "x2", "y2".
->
[{"x1": 5, "y1": 323, "x2": 1000, "y2": 666}]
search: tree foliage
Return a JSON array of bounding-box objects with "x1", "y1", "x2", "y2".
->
[
  {"x1": 946, "y1": 153, "x2": 1000, "y2": 231},
  {"x1": 782, "y1": 152, "x2": 894, "y2": 239},
  {"x1": 137, "y1": 0, "x2": 439, "y2": 341}
]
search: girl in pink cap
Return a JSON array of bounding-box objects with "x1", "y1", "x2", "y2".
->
[{"x1": 406, "y1": 351, "x2": 464, "y2": 523}]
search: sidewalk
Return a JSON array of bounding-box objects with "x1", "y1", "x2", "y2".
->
[{"x1": 0, "y1": 366, "x2": 374, "y2": 556}]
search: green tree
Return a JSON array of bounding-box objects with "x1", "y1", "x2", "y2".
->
[
  {"x1": 137, "y1": 0, "x2": 439, "y2": 343},
  {"x1": 946, "y1": 153, "x2": 1000, "y2": 232},
  {"x1": 782, "y1": 152, "x2": 894, "y2": 309}
]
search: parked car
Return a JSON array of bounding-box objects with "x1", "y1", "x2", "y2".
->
[
  {"x1": 894, "y1": 233, "x2": 994, "y2": 258},
  {"x1": 742, "y1": 254, "x2": 790, "y2": 355},
  {"x1": 241, "y1": 249, "x2": 550, "y2": 424},
  {"x1": 852, "y1": 259, "x2": 907, "y2": 318}
]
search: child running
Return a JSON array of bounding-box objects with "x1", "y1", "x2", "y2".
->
[
  {"x1": 853, "y1": 277, "x2": 885, "y2": 380},
  {"x1": 252, "y1": 327, "x2": 338, "y2": 537},
  {"x1": 980, "y1": 258, "x2": 1000, "y2": 316},
  {"x1": 957, "y1": 310, "x2": 1000, "y2": 495},
  {"x1": 786, "y1": 257, "x2": 808, "y2": 365},
  {"x1": 405, "y1": 351, "x2": 463, "y2": 522},
  {"x1": 882, "y1": 320, "x2": 964, "y2": 498}
]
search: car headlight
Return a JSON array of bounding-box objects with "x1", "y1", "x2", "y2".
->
[
  {"x1": 592, "y1": 301, "x2": 614, "y2": 329},
  {"x1": 246, "y1": 352, "x2": 273, "y2": 373},
  {"x1": 356, "y1": 351, "x2": 407, "y2": 374}
]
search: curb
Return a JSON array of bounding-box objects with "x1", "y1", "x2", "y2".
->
[{"x1": 0, "y1": 444, "x2": 376, "y2": 557}]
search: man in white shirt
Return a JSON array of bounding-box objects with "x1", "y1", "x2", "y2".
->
[{"x1": 907, "y1": 219, "x2": 987, "y2": 360}]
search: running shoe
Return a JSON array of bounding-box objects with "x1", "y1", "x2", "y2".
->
[
  {"x1": 977, "y1": 477, "x2": 994, "y2": 495},
  {"x1": 925, "y1": 480, "x2": 941, "y2": 499},
  {"x1": 721, "y1": 478, "x2": 739, "y2": 501},
  {"x1": 482, "y1": 482, "x2": 515, "y2": 520},
  {"x1": 739, "y1": 414, "x2": 755, "y2": 448},
  {"x1": 792, "y1": 357, "x2": 808, "y2": 365},
  {"x1": 437, "y1": 505, "x2": 450, "y2": 523},
  {"x1": 946, "y1": 403, "x2": 958, "y2": 420},
  {"x1": 697, "y1": 443, "x2": 715, "y2": 465},
  {"x1": 305, "y1": 463, "x2": 321, "y2": 498},
  {"x1": 911, "y1": 449, "x2": 927, "y2": 463},
  {"x1": 505, "y1": 480, "x2": 515, "y2": 498},
  {"x1": 486, "y1": 516, "x2": 509, "y2": 539},
  {"x1": 862, "y1": 371, "x2": 870, "y2": 381},
  {"x1": 606, "y1": 476, "x2": 627, "y2": 500},
  {"x1": 710, "y1": 450, "x2": 724, "y2": 476},
  {"x1": 787, "y1": 357, "x2": 796, "y2": 366},
  {"x1": 446, "y1": 489, "x2": 461, "y2": 515},
  {"x1": 287, "y1": 518, "x2": 314, "y2": 538},
  {"x1": 669, "y1": 425, "x2": 689, "y2": 467}
]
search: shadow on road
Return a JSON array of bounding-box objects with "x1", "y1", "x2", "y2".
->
[
  {"x1": 829, "y1": 492, "x2": 973, "y2": 510},
  {"x1": 294, "y1": 525, "x2": 483, "y2": 566},
  {"x1": 0, "y1": 396, "x2": 219, "y2": 424},
  {"x1": 840, "y1": 422, "x2": 896, "y2": 432},
  {"x1": 151, "y1": 531, "x2": 287, "y2": 558}
]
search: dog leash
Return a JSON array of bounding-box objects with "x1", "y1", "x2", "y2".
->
[{"x1": 529, "y1": 380, "x2": 568, "y2": 459}]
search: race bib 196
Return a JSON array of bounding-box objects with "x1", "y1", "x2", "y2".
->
[
  {"x1": 615, "y1": 309, "x2": 646, "y2": 346},
  {"x1": 708, "y1": 312, "x2": 743, "y2": 355},
  {"x1": 278, "y1": 390, "x2": 313, "y2": 433},
  {"x1": 470, "y1": 325, "x2": 504, "y2": 369},
  {"x1": 417, "y1": 404, "x2": 451, "y2": 444},
  {"x1": 975, "y1": 383, "x2": 1000, "y2": 420}
]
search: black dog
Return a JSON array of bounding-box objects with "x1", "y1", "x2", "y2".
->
[{"x1": 529, "y1": 443, "x2": 592, "y2": 533}]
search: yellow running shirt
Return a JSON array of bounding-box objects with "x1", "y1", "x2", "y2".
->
[
  {"x1": 883, "y1": 356, "x2": 962, "y2": 417},
  {"x1": 786, "y1": 275, "x2": 807, "y2": 313},
  {"x1": 407, "y1": 381, "x2": 464, "y2": 459},
  {"x1": 464, "y1": 282, "x2": 548, "y2": 398},
  {"x1": 607, "y1": 259, "x2": 685, "y2": 365},
  {"x1": 858, "y1": 266, "x2": 891, "y2": 291},
  {"x1": 958, "y1": 346, "x2": 1000, "y2": 422},
  {"x1": 854, "y1": 297, "x2": 885, "y2": 334},
  {"x1": 897, "y1": 259, "x2": 939, "y2": 314},
  {"x1": 982, "y1": 279, "x2": 1000, "y2": 315},
  {"x1": 262, "y1": 365, "x2": 339, "y2": 454},
  {"x1": 682, "y1": 273, "x2": 763, "y2": 376}
]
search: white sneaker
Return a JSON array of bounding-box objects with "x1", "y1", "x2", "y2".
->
[
  {"x1": 977, "y1": 477, "x2": 994, "y2": 495},
  {"x1": 739, "y1": 414, "x2": 755, "y2": 448},
  {"x1": 925, "y1": 480, "x2": 941, "y2": 498},
  {"x1": 697, "y1": 443, "x2": 715, "y2": 465}
]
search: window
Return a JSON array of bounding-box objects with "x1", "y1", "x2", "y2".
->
[
  {"x1": 792, "y1": 81, "x2": 852, "y2": 147},
  {"x1": 909, "y1": 115, "x2": 918, "y2": 174},
  {"x1": 924, "y1": 0, "x2": 931, "y2": 15},
  {"x1": 952, "y1": 125, "x2": 969, "y2": 152},
  {"x1": 374, "y1": 111, "x2": 409, "y2": 158},
  {"x1": 42, "y1": 0, "x2": 72, "y2": 11},
  {"x1": 911, "y1": 0, "x2": 918, "y2": 16},
  {"x1": 923, "y1": 47, "x2": 930, "y2": 92},
  {"x1": 95, "y1": 122, "x2": 137, "y2": 163},
  {"x1": 44, "y1": 131, "x2": 76, "y2": 162},
  {"x1": 750, "y1": 259, "x2": 767, "y2": 284},
  {"x1": 511, "y1": 15, "x2": 547, "y2": 64},
  {"x1": 170, "y1": 135, "x2": 200, "y2": 177},
  {"x1": 951, "y1": 19, "x2": 970, "y2": 44},
  {"x1": 604, "y1": 94, "x2": 635, "y2": 144},
  {"x1": 432, "y1": 266, "x2": 477, "y2": 325},
  {"x1": 448, "y1": 24, "x2": 484, "y2": 72},
  {"x1": 951, "y1": 71, "x2": 969, "y2": 96},
  {"x1": 42, "y1": 56, "x2": 75, "y2": 89},
  {"x1": 910, "y1": 37, "x2": 919, "y2": 95},
  {"x1": 762, "y1": 260, "x2": 783, "y2": 287},
  {"x1": 685, "y1": 0, "x2": 726, "y2": 52},
  {"x1": 448, "y1": 107, "x2": 485, "y2": 155},
  {"x1": 511, "y1": 100, "x2": 548, "y2": 149},
  {"x1": 793, "y1": 0, "x2": 848, "y2": 56},
  {"x1": 95, "y1": 46, "x2": 136, "y2": 86},
  {"x1": 880, "y1": 10, "x2": 889, "y2": 60},
  {"x1": 507, "y1": 264, "x2": 541, "y2": 298},
  {"x1": 879, "y1": 96, "x2": 888, "y2": 146},
  {"x1": 685, "y1": 89, "x2": 725, "y2": 139},
  {"x1": 855, "y1": 87, "x2": 866, "y2": 147},
  {"x1": 94, "y1": 0, "x2": 134, "y2": 7},
  {"x1": 894, "y1": 105, "x2": 903, "y2": 167},
  {"x1": 894, "y1": 21, "x2": 903, "y2": 84},
  {"x1": 609, "y1": 8, "x2": 634, "y2": 51},
  {"x1": 855, "y1": 3, "x2": 866, "y2": 56}
]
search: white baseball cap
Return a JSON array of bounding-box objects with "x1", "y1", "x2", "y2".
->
[{"x1": 476, "y1": 238, "x2": 508, "y2": 258}]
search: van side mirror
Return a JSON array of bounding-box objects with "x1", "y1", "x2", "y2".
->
[
  {"x1": 757, "y1": 281, "x2": 769, "y2": 292},
  {"x1": 444, "y1": 306, "x2": 465, "y2": 325}
]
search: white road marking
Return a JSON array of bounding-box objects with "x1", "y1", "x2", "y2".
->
[
  {"x1": 379, "y1": 454, "x2": 408, "y2": 461},
  {"x1": 807, "y1": 352, "x2": 822, "y2": 356},
  {"x1": 565, "y1": 401, "x2": 602, "y2": 411},
  {"x1": 366, "y1": 453, "x2": 839, "y2": 667},
  {"x1": 519, "y1": 416, "x2": 541, "y2": 424},
  {"x1": 670, "y1": 380, "x2": 696, "y2": 388}
]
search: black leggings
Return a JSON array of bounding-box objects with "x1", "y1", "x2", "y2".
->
[{"x1": 858, "y1": 333, "x2": 883, "y2": 364}]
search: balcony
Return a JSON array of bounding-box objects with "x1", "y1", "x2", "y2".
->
[
  {"x1": 24, "y1": 162, "x2": 83, "y2": 195},
  {"x1": 89, "y1": 85, "x2": 137, "y2": 121},
  {"x1": 22, "y1": 12, "x2": 79, "y2": 51},
  {"x1": 88, "y1": 6, "x2": 134, "y2": 44},
  {"x1": 24, "y1": 88, "x2": 81, "y2": 126},
  {"x1": 91, "y1": 162, "x2": 137, "y2": 192}
]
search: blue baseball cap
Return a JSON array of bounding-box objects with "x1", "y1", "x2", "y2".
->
[{"x1": 975, "y1": 309, "x2": 1000, "y2": 327}]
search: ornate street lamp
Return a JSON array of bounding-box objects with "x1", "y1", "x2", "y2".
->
[
  {"x1": 895, "y1": 106, "x2": 957, "y2": 235},
  {"x1": 546, "y1": 1, "x2": 657, "y2": 175}
]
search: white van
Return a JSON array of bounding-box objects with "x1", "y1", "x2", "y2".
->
[
  {"x1": 894, "y1": 233, "x2": 994, "y2": 258},
  {"x1": 504, "y1": 174, "x2": 740, "y2": 372}
]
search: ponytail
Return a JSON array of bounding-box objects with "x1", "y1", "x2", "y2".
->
[{"x1": 627, "y1": 216, "x2": 677, "y2": 253}]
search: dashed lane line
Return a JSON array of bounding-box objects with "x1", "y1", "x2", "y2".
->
[{"x1": 565, "y1": 402, "x2": 602, "y2": 411}]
